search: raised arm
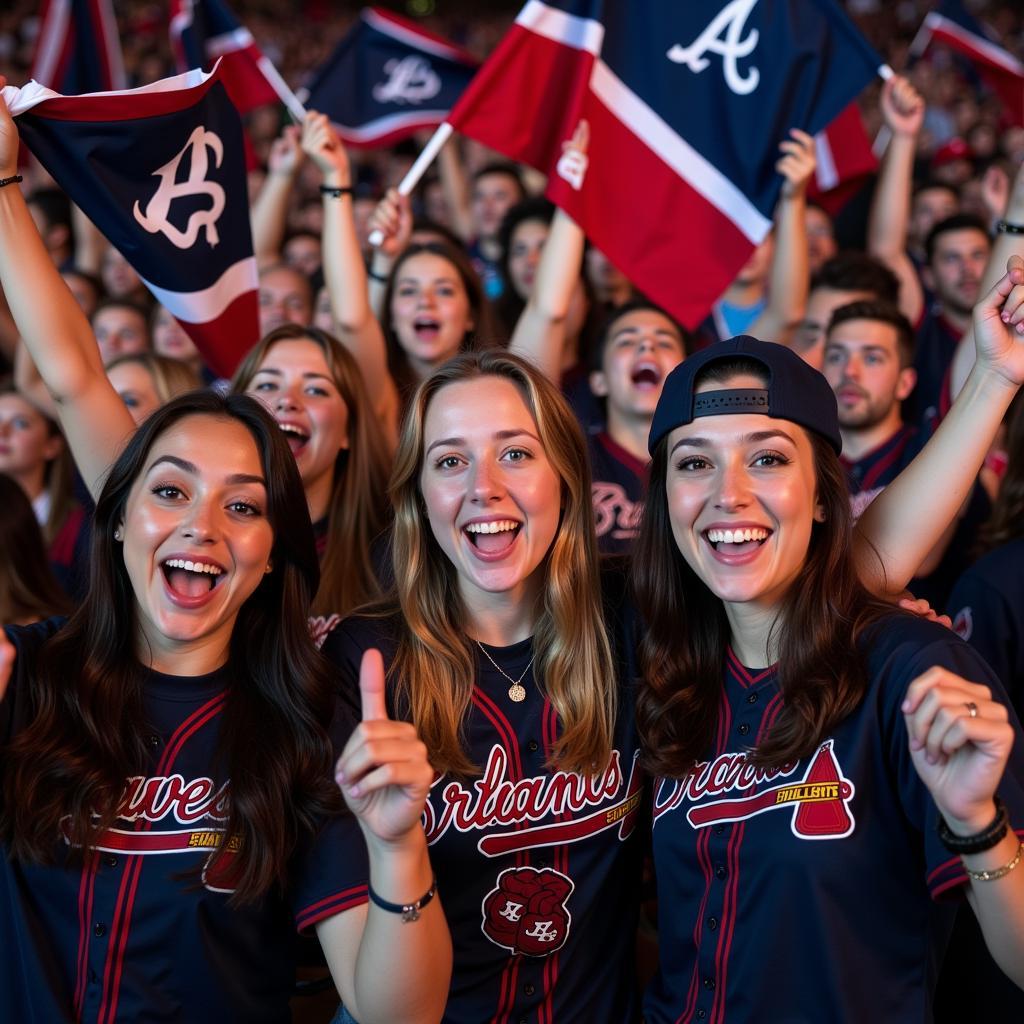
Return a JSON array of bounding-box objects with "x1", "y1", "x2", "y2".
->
[
  {"x1": 316, "y1": 650, "x2": 450, "y2": 1024},
  {"x1": 303, "y1": 112, "x2": 401, "y2": 446},
  {"x1": 749, "y1": 129, "x2": 815, "y2": 345},
  {"x1": 250, "y1": 125, "x2": 303, "y2": 264},
  {"x1": 950, "y1": 159, "x2": 1024, "y2": 398},
  {"x1": 0, "y1": 82, "x2": 134, "y2": 498},
  {"x1": 867, "y1": 76, "x2": 926, "y2": 326},
  {"x1": 854, "y1": 255, "x2": 1024, "y2": 595}
]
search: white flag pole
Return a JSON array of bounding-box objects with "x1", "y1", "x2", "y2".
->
[
  {"x1": 256, "y1": 54, "x2": 307, "y2": 123},
  {"x1": 368, "y1": 121, "x2": 454, "y2": 247}
]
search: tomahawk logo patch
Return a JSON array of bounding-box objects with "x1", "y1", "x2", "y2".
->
[{"x1": 482, "y1": 866, "x2": 574, "y2": 956}]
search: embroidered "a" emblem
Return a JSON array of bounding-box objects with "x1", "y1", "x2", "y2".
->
[
  {"x1": 667, "y1": 0, "x2": 761, "y2": 96},
  {"x1": 133, "y1": 126, "x2": 226, "y2": 249}
]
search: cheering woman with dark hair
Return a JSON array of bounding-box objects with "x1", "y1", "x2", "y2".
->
[
  {"x1": 0, "y1": 390, "x2": 449, "y2": 1022},
  {"x1": 633, "y1": 264, "x2": 1024, "y2": 1022}
]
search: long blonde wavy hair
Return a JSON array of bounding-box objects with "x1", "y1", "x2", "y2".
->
[{"x1": 386, "y1": 350, "x2": 616, "y2": 777}]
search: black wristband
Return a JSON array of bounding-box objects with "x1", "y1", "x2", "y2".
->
[
  {"x1": 0, "y1": 174, "x2": 23, "y2": 190},
  {"x1": 320, "y1": 184, "x2": 354, "y2": 199},
  {"x1": 368, "y1": 876, "x2": 437, "y2": 922},
  {"x1": 367, "y1": 267, "x2": 389, "y2": 283},
  {"x1": 937, "y1": 797, "x2": 1009, "y2": 854},
  {"x1": 996, "y1": 219, "x2": 1024, "y2": 235}
]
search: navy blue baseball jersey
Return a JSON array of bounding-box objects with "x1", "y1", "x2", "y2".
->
[
  {"x1": 643, "y1": 615, "x2": 1024, "y2": 1024},
  {"x1": 321, "y1": 576, "x2": 647, "y2": 1024},
  {"x1": 1, "y1": 618, "x2": 369, "y2": 1023},
  {"x1": 839, "y1": 423, "x2": 925, "y2": 521},
  {"x1": 905, "y1": 308, "x2": 962, "y2": 435},
  {"x1": 588, "y1": 431, "x2": 647, "y2": 556},
  {"x1": 949, "y1": 537, "x2": 1024, "y2": 715}
]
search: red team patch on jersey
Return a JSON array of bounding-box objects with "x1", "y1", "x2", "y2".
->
[
  {"x1": 481, "y1": 866, "x2": 574, "y2": 955},
  {"x1": 952, "y1": 606, "x2": 973, "y2": 641}
]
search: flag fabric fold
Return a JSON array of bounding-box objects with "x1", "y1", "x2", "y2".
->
[
  {"x1": 31, "y1": 0, "x2": 126, "y2": 94},
  {"x1": 302, "y1": 7, "x2": 478, "y2": 148},
  {"x1": 913, "y1": 1, "x2": 1024, "y2": 126},
  {"x1": 808, "y1": 101, "x2": 878, "y2": 216},
  {"x1": 6, "y1": 66, "x2": 260, "y2": 378},
  {"x1": 447, "y1": 0, "x2": 882, "y2": 329},
  {"x1": 169, "y1": 0, "x2": 280, "y2": 113}
]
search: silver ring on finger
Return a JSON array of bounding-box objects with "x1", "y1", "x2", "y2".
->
[{"x1": 964, "y1": 701, "x2": 978, "y2": 718}]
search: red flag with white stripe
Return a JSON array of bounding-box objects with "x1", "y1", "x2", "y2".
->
[{"x1": 808, "y1": 102, "x2": 878, "y2": 215}]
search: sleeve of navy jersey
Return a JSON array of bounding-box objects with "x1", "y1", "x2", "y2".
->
[
  {"x1": 291, "y1": 691, "x2": 371, "y2": 933},
  {"x1": 866, "y1": 614, "x2": 1024, "y2": 899}
]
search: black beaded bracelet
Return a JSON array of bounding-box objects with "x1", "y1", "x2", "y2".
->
[
  {"x1": 320, "y1": 184, "x2": 354, "y2": 199},
  {"x1": 368, "y1": 876, "x2": 437, "y2": 923},
  {"x1": 0, "y1": 174, "x2": 23, "y2": 190},
  {"x1": 937, "y1": 797, "x2": 1009, "y2": 854},
  {"x1": 996, "y1": 219, "x2": 1024, "y2": 235},
  {"x1": 367, "y1": 267, "x2": 389, "y2": 282}
]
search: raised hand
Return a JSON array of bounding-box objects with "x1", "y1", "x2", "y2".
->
[
  {"x1": 973, "y1": 254, "x2": 1024, "y2": 385},
  {"x1": 300, "y1": 110, "x2": 351, "y2": 186},
  {"x1": 267, "y1": 124, "x2": 304, "y2": 178},
  {"x1": 902, "y1": 666, "x2": 1014, "y2": 833},
  {"x1": 880, "y1": 75, "x2": 925, "y2": 139},
  {"x1": 776, "y1": 128, "x2": 816, "y2": 199},
  {"x1": 367, "y1": 187, "x2": 413, "y2": 260},
  {"x1": 334, "y1": 649, "x2": 433, "y2": 846}
]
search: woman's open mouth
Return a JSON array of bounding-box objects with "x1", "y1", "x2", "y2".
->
[
  {"x1": 463, "y1": 519, "x2": 522, "y2": 559},
  {"x1": 413, "y1": 317, "x2": 442, "y2": 342},
  {"x1": 704, "y1": 527, "x2": 771, "y2": 558},
  {"x1": 161, "y1": 558, "x2": 226, "y2": 603},
  {"x1": 277, "y1": 421, "x2": 310, "y2": 455}
]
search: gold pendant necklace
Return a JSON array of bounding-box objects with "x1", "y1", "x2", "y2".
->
[{"x1": 475, "y1": 640, "x2": 536, "y2": 702}]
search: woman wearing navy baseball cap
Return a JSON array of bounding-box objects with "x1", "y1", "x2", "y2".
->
[{"x1": 635, "y1": 266, "x2": 1024, "y2": 1021}]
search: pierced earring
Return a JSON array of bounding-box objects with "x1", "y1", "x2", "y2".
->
[
  {"x1": 814, "y1": 508, "x2": 827, "y2": 523},
  {"x1": 264, "y1": 562, "x2": 273, "y2": 574},
  {"x1": 114, "y1": 527, "x2": 124, "y2": 542}
]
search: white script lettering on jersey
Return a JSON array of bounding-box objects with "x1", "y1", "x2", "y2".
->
[
  {"x1": 133, "y1": 126, "x2": 226, "y2": 249},
  {"x1": 666, "y1": 0, "x2": 761, "y2": 96},
  {"x1": 423, "y1": 745, "x2": 644, "y2": 856},
  {"x1": 372, "y1": 56, "x2": 441, "y2": 104}
]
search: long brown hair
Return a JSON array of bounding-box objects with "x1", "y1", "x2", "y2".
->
[
  {"x1": 1, "y1": 392, "x2": 340, "y2": 904},
  {"x1": 382, "y1": 350, "x2": 616, "y2": 777},
  {"x1": 978, "y1": 392, "x2": 1024, "y2": 553},
  {"x1": 633, "y1": 357, "x2": 892, "y2": 777},
  {"x1": 232, "y1": 325, "x2": 392, "y2": 618},
  {"x1": 0, "y1": 472, "x2": 71, "y2": 623},
  {"x1": 381, "y1": 240, "x2": 497, "y2": 399}
]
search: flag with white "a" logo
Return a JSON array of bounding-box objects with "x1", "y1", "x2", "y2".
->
[
  {"x1": 4, "y1": 64, "x2": 258, "y2": 378},
  {"x1": 301, "y1": 7, "x2": 479, "y2": 148}
]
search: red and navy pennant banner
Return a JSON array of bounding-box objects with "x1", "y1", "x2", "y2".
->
[
  {"x1": 5, "y1": 65, "x2": 259, "y2": 378},
  {"x1": 302, "y1": 7, "x2": 479, "y2": 148},
  {"x1": 447, "y1": 0, "x2": 881, "y2": 329},
  {"x1": 169, "y1": 0, "x2": 279, "y2": 113},
  {"x1": 808, "y1": 101, "x2": 878, "y2": 216},
  {"x1": 914, "y1": 0, "x2": 1024, "y2": 126},
  {"x1": 31, "y1": 0, "x2": 126, "y2": 94}
]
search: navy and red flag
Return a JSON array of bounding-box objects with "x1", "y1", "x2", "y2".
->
[
  {"x1": 4, "y1": 65, "x2": 259, "y2": 378},
  {"x1": 808, "y1": 101, "x2": 878, "y2": 216},
  {"x1": 911, "y1": 0, "x2": 1024, "y2": 125},
  {"x1": 169, "y1": 0, "x2": 280, "y2": 113},
  {"x1": 31, "y1": 0, "x2": 126, "y2": 94},
  {"x1": 446, "y1": 0, "x2": 882, "y2": 329},
  {"x1": 302, "y1": 7, "x2": 478, "y2": 148}
]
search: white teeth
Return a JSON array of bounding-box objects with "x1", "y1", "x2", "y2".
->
[
  {"x1": 278, "y1": 423, "x2": 307, "y2": 437},
  {"x1": 164, "y1": 558, "x2": 224, "y2": 576},
  {"x1": 464, "y1": 520, "x2": 520, "y2": 534},
  {"x1": 706, "y1": 528, "x2": 769, "y2": 544}
]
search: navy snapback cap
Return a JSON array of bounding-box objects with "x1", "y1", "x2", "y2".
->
[{"x1": 648, "y1": 335, "x2": 842, "y2": 456}]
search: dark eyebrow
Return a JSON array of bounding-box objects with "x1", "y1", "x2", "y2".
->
[
  {"x1": 146, "y1": 455, "x2": 266, "y2": 488},
  {"x1": 425, "y1": 428, "x2": 541, "y2": 456},
  {"x1": 669, "y1": 429, "x2": 798, "y2": 455},
  {"x1": 251, "y1": 367, "x2": 333, "y2": 382}
]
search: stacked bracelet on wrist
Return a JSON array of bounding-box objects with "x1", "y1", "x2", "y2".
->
[
  {"x1": 368, "y1": 876, "x2": 437, "y2": 923},
  {"x1": 965, "y1": 842, "x2": 1024, "y2": 883},
  {"x1": 996, "y1": 219, "x2": 1024, "y2": 235},
  {"x1": 320, "y1": 184, "x2": 353, "y2": 199},
  {"x1": 0, "y1": 174, "x2": 23, "y2": 190},
  {"x1": 937, "y1": 797, "x2": 1008, "y2": 854},
  {"x1": 367, "y1": 268, "x2": 389, "y2": 283}
]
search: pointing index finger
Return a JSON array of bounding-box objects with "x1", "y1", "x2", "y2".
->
[{"x1": 359, "y1": 648, "x2": 388, "y2": 722}]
